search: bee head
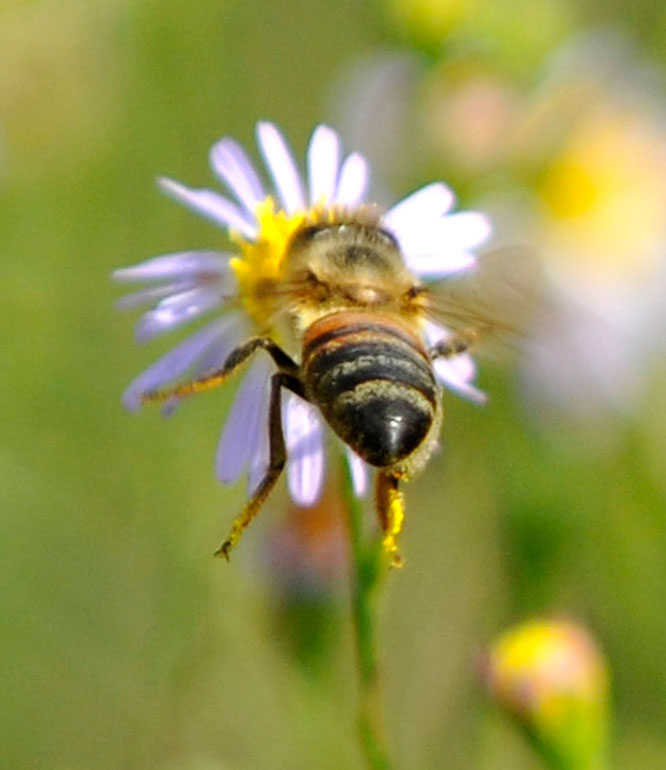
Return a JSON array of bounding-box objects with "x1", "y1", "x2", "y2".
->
[{"x1": 285, "y1": 219, "x2": 409, "y2": 288}]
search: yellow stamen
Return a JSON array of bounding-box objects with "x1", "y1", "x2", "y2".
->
[
  {"x1": 229, "y1": 197, "x2": 305, "y2": 326},
  {"x1": 229, "y1": 197, "x2": 350, "y2": 327}
]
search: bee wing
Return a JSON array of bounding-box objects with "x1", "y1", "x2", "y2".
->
[
  {"x1": 243, "y1": 276, "x2": 315, "y2": 330},
  {"x1": 422, "y1": 245, "x2": 545, "y2": 356}
]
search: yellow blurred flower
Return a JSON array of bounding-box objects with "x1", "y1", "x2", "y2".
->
[
  {"x1": 383, "y1": 0, "x2": 574, "y2": 72},
  {"x1": 539, "y1": 112, "x2": 666, "y2": 300},
  {"x1": 384, "y1": 0, "x2": 473, "y2": 49},
  {"x1": 483, "y1": 619, "x2": 610, "y2": 770}
]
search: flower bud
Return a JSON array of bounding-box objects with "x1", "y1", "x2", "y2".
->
[{"x1": 482, "y1": 619, "x2": 610, "y2": 770}]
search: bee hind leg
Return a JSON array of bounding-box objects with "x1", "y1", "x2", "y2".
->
[
  {"x1": 215, "y1": 371, "x2": 303, "y2": 560},
  {"x1": 428, "y1": 332, "x2": 474, "y2": 360},
  {"x1": 375, "y1": 470, "x2": 406, "y2": 568},
  {"x1": 141, "y1": 337, "x2": 299, "y2": 405}
]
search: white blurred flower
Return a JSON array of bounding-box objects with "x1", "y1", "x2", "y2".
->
[{"x1": 517, "y1": 34, "x2": 666, "y2": 416}]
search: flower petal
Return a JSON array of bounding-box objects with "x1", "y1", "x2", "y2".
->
[
  {"x1": 404, "y1": 250, "x2": 478, "y2": 278},
  {"x1": 436, "y1": 212, "x2": 492, "y2": 251},
  {"x1": 307, "y1": 125, "x2": 340, "y2": 206},
  {"x1": 256, "y1": 121, "x2": 305, "y2": 214},
  {"x1": 382, "y1": 182, "x2": 455, "y2": 240},
  {"x1": 159, "y1": 316, "x2": 247, "y2": 417},
  {"x1": 122, "y1": 317, "x2": 237, "y2": 411},
  {"x1": 397, "y1": 212, "x2": 490, "y2": 277},
  {"x1": 134, "y1": 286, "x2": 225, "y2": 342},
  {"x1": 248, "y1": 395, "x2": 271, "y2": 495},
  {"x1": 215, "y1": 357, "x2": 272, "y2": 485},
  {"x1": 113, "y1": 251, "x2": 231, "y2": 283},
  {"x1": 116, "y1": 282, "x2": 197, "y2": 310},
  {"x1": 344, "y1": 447, "x2": 368, "y2": 498},
  {"x1": 194, "y1": 315, "x2": 249, "y2": 375},
  {"x1": 284, "y1": 393, "x2": 325, "y2": 507},
  {"x1": 158, "y1": 177, "x2": 257, "y2": 238},
  {"x1": 425, "y1": 321, "x2": 486, "y2": 403},
  {"x1": 433, "y1": 355, "x2": 487, "y2": 403},
  {"x1": 334, "y1": 152, "x2": 369, "y2": 207},
  {"x1": 209, "y1": 137, "x2": 265, "y2": 215}
]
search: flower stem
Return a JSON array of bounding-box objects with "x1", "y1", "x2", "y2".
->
[{"x1": 340, "y1": 457, "x2": 393, "y2": 770}]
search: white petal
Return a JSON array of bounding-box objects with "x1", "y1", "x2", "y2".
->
[
  {"x1": 423, "y1": 320, "x2": 449, "y2": 347},
  {"x1": 404, "y1": 250, "x2": 478, "y2": 278},
  {"x1": 209, "y1": 137, "x2": 265, "y2": 215},
  {"x1": 434, "y1": 212, "x2": 492, "y2": 251},
  {"x1": 284, "y1": 394, "x2": 325, "y2": 506},
  {"x1": 425, "y1": 321, "x2": 486, "y2": 403},
  {"x1": 113, "y1": 251, "x2": 231, "y2": 283},
  {"x1": 135, "y1": 286, "x2": 224, "y2": 342},
  {"x1": 215, "y1": 357, "x2": 272, "y2": 484},
  {"x1": 398, "y1": 213, "x2": 490, "y2": 277},
  {"x1": 344, "y1": 448, "x2": 368, "y2": 498},
  {"x1": 122, "y1": 318, "x2": 236, "y2": 411},
  {"x1": 433, "y1": 355, "x2": 487, "y2": 403},
  {"x1": 334, "y1": 152, "x2": 369, "y2": 207},
  {"x1": 307, "y1": 125, "x2": 340, "y2": 206},
  {"x1": 382, "y1": 183, "x2": 455, "y2": 239},
  {"x1": 256, "y1": 122, "x2": 305, "y2": 214},
  {"x1": 158, "y1": 177, "x2": 257, "y2": 238}
]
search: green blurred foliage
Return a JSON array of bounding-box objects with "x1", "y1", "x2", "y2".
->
[{"x1": 2, "y1": 1, "x2": 666, "y2": 769}]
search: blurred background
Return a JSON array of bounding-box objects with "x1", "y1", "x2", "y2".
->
[{"x1": 2, "y1": 1, "x2": 666, "y2": 768}]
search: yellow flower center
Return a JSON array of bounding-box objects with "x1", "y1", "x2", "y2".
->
[
  {"x1": 230, "y1": 196, "x2": 343, "y2": 328},
  {"x1": 229, "y1": 197, "x2": 305, "y2": 328},
  {"x1": 539, "y1": 115, "x2": 666, "y2": 283}
]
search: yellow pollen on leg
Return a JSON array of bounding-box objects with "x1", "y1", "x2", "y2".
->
[
  {"x1": 141, "y1": 371, "x2": 228, "y2": 404},
  {"x1": 382, "y1": 487, "x2": 405, "y2": 568},
  {"x1": 376, "y1": 472, "x2": 406, "y2": 568}
]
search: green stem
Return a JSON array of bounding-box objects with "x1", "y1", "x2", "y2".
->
[{"x1": 340, "y1": 457, "x2": 393, "y2": 770}]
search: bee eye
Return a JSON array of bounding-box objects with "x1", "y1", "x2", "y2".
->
[
  {"x1": 288, "y1": 224, "x2": 322, "y2": 251},
  {"x1": 405, "y1": 285, "x2": 426, "y2": 300},
  {"x1": 300, "y1": 226, "x2": 321, "y2": 241},
  {"x1": 377, "y1": 227, "x2": 399, "y2": 249}
]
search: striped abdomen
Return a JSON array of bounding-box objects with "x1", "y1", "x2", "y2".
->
[{"x1": 301, "y1": 311, "x2": 439, "y2": 468}]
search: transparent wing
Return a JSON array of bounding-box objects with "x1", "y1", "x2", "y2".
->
[{"x1": 420, "y1": 245, "x2": 544, "y2": 356}]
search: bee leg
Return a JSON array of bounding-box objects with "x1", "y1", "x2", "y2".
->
[
  {"x1": 141, "y1": 337, "x2": 299, "y2": 404},
  {"x1": 428, "y1": 332, "x2": 474, "y2": 360},
  {"x1": 375, "y1": 470, "x2": 406, "y2": 568},
  {"x1": 215, "y1": 372, "x2": 303, "y2": 561}
]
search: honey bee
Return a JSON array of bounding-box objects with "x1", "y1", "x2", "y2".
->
[{"x1": 144, "y1": 206, "x2": 481, "y2": 566}]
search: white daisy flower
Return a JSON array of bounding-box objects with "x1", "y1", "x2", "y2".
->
[{"x1": 114, "y1": 121, "x2": 490, "y2": 511}]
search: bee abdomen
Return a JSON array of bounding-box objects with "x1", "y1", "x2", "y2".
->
[{"x1": 302, "y1": 313, "x2": 439, "y2": 468}]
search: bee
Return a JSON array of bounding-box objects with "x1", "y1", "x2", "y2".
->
[{"x1": 144, "y1": 206, "x2": 480, "y2": 566}]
